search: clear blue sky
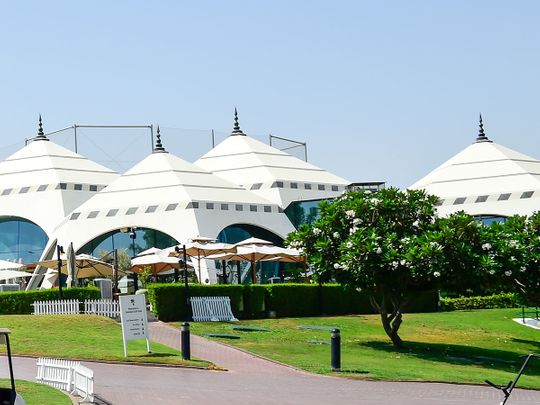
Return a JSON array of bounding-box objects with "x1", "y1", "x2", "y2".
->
[{"x1": 0, "y1": 1, "x2": 538, "y2": 187}]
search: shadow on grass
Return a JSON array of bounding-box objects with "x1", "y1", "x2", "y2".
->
[{"x1": 361, "y1": 340, "x2": 540, "y2": 376}]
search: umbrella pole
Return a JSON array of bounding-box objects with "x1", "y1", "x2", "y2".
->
[
  {"x1": 251, "y1": 258, "x2": 256, "y2": 284},
  {"x1": 221, "y1": 260, "x2": 227, "y2": 284},
  {"x1": 236, "y1": 260, "x2": 241, "y2": 285},
  {"x1": 57, "y1": 245, "x2": 64, "y2": 300}
]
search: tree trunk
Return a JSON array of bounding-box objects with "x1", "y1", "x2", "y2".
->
[{"x1": 370, "y1": 293, "x2": 408, "y2": 348}]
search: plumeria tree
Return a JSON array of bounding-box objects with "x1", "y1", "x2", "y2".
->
[{"x1": 287, "y1": 188, "x2": 489, "y2": 347}]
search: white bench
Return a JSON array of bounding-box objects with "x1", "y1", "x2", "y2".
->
[{"x1": 191, "y1": 296, "x2": 238, "y2": 322}]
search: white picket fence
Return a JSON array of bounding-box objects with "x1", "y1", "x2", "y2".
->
[
  {"x1": 36, "y1": 357, "x2": 94, "y2": 402},
  {"x1": 84, "y1": 299, "x2": 120, "y2": 318},
  {"x1": 191, "y1": 296, "x2": 238, "y2": 322},
  {"x1": 32, "y1": 299, "x2": 119, "y2": 318},
  {"x1": 32, "y1": 299, "x2": 80, "y2": 315}
]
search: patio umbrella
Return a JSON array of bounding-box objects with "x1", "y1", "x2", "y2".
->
[
  {"x1": 166, "y1": 238, "x2": 236, "y2": 282},
  {"x1": 65, "y1": 242, "x2": 77, "y2": 287},
  {"x1": 0, "y1": 269, "x2": 32, "y2": 282},
  {"x1": 30, "y1": 254, "x2": 118, "y2": 279},
  {"x1": 0, "y1": 260, "x2": 25, "y2": 270},
  {"x1": 131, "y1": 247, "x2": 192, "y2": 276}
]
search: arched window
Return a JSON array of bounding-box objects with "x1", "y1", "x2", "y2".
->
[
  {"x1": 0, "y1": 217, "x2": 48, "y2": 263},
  {"x1": 474, "y1": 215, "x2": 507, "y2": 225},
  {"x1": 78, "y1": 228, "x2": 178, "y2": 258}
]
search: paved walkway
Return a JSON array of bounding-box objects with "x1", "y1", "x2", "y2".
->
[{"x1": 2, "y1": 321, "x2": 540, "y2": 404}]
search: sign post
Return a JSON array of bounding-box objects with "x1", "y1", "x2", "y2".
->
[{"x1": 119, "y1": 294, "x2": 151, "y2": 357}]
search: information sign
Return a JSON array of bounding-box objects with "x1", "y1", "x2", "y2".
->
[{"x1": 119, "y1": 294, "x2": 151, "y2": 357}]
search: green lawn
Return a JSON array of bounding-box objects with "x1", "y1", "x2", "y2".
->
[
  {"x1": 0, "y1": 315, "x2": 208, "y2": 367},
  {"x1": 184, "y1": 308, "x2": 540, "y2": 388},
  {"x1": 0, "y1": 379, "x2": 71, "y2": 405}
]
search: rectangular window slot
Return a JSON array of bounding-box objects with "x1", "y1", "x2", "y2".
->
[
  {"x1": 290, "y1": 182, "x2": 298, "y2": 189},
  {"x1": 87, "y1": 211, "x2": 99, "y2": 219},
  {"x1": 521, "y1": 191, "x2": 534, "y2": 199},
  {"x1": 187, "y1": 202, "x2": 199, "y2": 209},
  {"x1": 106, "y1": 209, "x2": 119, "y2": 217},
  {"x1": 498, "y1": 193, "x2": 511, "y2": 201},
  {"x1": 434, "y1": 199, "x2": 444, "y2": 206},
  {"x1": 264, "y1": 206, "x2": 272, "y2": 213},
  {"x1": 273, "y1": 181, "x2": 284, "y2": 188},
  {"x1": 37, "y1": 185, "x2": 48, "y2": 192},
  {"x1": 331, "y1": 185, "x2": 339, "y2": 191},
  {"x1": 166, "y1": 203, "x2": 178, "y2": 211},
  {"x1": 126, "y1": 207, "x2": 138, "y2": 215},
  {"x1": 236, "y1": 204, "x2": 244, "y2": 211},
  {"x1": 304, "y1": 183, "x2": 312, "y2": 190},
  {"x1": 57, "y1": 183, "x2": 67, "y2": 190},
  {"x1": 89, "y1": 185, "x2": 98, "y2": 192},
  {"x1": 145, "y1": 205, "x2": 158, "y2": 213},
  {"x1": 250, "y1": 205, "x2": 258, "y2": 212},
  {"x1": 206, "y1": 203, "x2": 214, "y2": 210},
  {"x1": 2, "y1": 189, "x2": 12, "y2": 196},
  {"x1": 475, "y1": 195, "x2": 488, "y2": 203},
  {"x1": 453, "y1": 197, "x2": 466, "y2": 205},
  {"x1": 250, "y1": 183, "x2": 262, "y2": 190},
  {"x1": 74, "y1": 184, "x2": 83, "y2": 191},
  {"x1": 19, "y1": 187, "x2": 30, "y2": 194},
  {"x1": 221, "y1": 204, "x2": 229, "y2": 210},
  {"x1": 318, "y1": 184, "x2": 325, "y2": 191},
  {"x1": 70, "y1": 213, "x2": 81, "y2": 220}
]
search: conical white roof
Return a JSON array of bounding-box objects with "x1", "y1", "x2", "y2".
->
[
  {"x1": 195, "y1": 114, "x2": 350, "y2": 208},
  {"x1": 410, "y1": 131, "x2": 540, "y2": 217},
  {"x1": 0, "y1": 137, "x2": 119, "y2": 235},
  {"x1": 52, "y1": 148, "x2": 295, "y2": 255}
]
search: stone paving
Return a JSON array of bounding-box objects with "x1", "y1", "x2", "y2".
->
[{"x1": 1, "y1": 320, "x2": 540, "y2": 404}]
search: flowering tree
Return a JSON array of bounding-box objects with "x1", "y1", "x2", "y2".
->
[{"x1": 287, "y1": 188, "x2": 488, "y2": 347}]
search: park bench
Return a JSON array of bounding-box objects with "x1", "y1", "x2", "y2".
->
[{"x1": 191, "y1": 296, "x2": 238, "y2": 322}]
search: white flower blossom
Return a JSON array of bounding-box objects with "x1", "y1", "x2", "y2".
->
[
  {"x1": 505, "y1": 270, "x2": 512, "y2": 276},
  {"x1": 400, "y1": 259, "x2": 407, "y2": 266},
  {"x1": 353, "y1": 218, "x2": 361, "y2": 225},
  {"x1": 433, "y1": 271, "x2": 440, "y2": 278},
  {"x1": 346, "y1": 241, "x2": 354, "y2": 249},
  {"x1": 333, "y1": 232, "x2": 340, "y2": 239},
  {"x1": 376, "y1": 247, "x2": 382, "y2": 254},
  {"x1": 412, "y1": 220, "x2": 419, "y2": 227},
  {"x1": 313, "y1": 228, "x2": 321, "y2": 235},
  {"x1": 391, "y1": 261, "x2": 399, "y2": 269},
  {"x1": 345, "y1": 210, "x2": 355, "y2": 219},
  {"x1": 333, "y1": 263, "x2": 340, "y2": 269},
  {"x1": 489, "y1": 270, "x2": 496, "y2": 275},
  {"x1": 482, "y1": 243, "x2": 492, "y2": 251},
  {"x1": 509, "y1": 240, "x2": 519, "y2": 248},
  {"x1": 520, "y1": 266, "x2": 526, "y2": 272},
  {"x1": 349, "y1": 227, "x2": 358, "y2": 235}
]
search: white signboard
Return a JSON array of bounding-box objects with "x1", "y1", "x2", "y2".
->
[{"x1": 119, "y1": 294, "x2": 151, "y2": 357}]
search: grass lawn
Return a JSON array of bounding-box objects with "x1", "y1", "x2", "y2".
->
[
  {"x1": 0, "y1": 379, "x2": 71, "y2": 405},
  {"x1": 184, "y1": 308, "x2": 540, "y2": 388},
  {"x1": 0, "y1": 315, "x2": 208, "y2": 367}
]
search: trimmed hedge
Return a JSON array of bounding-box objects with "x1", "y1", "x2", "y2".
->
[
  {"x1": 147, "y1": 283, "x2": 438, "y2": 321},
  {"x1": 440, "y1": 292, "x2": 520, "y2": 311},
  {"x1": 0, "y1": 287, "x2": 100, "y2": 315}
]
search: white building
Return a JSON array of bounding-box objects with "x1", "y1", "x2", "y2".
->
[{"x1": 410, "y1": 116, "x2": 540, "y2": 222}]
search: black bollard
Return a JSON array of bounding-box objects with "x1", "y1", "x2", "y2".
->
[
  {"x1": 181, "y1": 322, "x2": 191, "y2": 360},
  {"x1": 331, "y1": 328, "x2": 341, "y2": 372}
]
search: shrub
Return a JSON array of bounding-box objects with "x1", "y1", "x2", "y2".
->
[
  {"x1": 0, "y1": 287, "x2": 100, "y2": 315},
  {"x1": 242, "y1": 285, "x2": 267, "y2": 319},
  {"x1": 440, "y1": 292, "x2": 520, "y2": 311}
]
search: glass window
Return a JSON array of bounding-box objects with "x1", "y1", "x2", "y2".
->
[
  {"x1": 87, "y1": 211, "x2": 99, "y2": 219},
  {"x1": 70, "y1": 213, "x2": 81, "y2": 220},
  {"x1": 165, "y1": 203, "x2": 178, "y2": 211},
  {"x1": 453, "y1": 197, "x2": 466, "y2": 205},
  {"x1": 498, "y1": 193, "x2": 511, "y2": 201},
  {"x1": 0, "y1": 217, "x2": 48, "y2": 263},
  {"x1": 89, "y1": 185, "x2": 98, "y2": 192},
  {"x1": 331, "y1": 185, "x2": 339, "y2": 192},
  {"x1": 250, "y1": 205, "x2": 258, "y2": 212},
  {"x1": 251, "y1": 183, "x2": 262, "y2": 190},
  {"x1": 37, "y1": 185, "x2": 48, "y2": 192},
  {"x1": 521, "y1": 191, "x2": 534, "y2": 199},
  {"x1": 2, "y1": 189, "x2": 12, "y2": 196},
  {"x1": 236, "y1": 204, "x2": 244, "y2": 211},
  {"x1": 304, "y1": 183, "x2": 312, "y2": 190},
  {"x1": 57, "y1": 183, "x2": 67, "y2": 190},
  {"x1": 290, "y1": 182, "x2": 298, "y2": 189},
  {"x1": 187, "y1": 202, "x2": 199, "y2": 209},
  {"x1": 19, "y1": 187, "x2": 30, "y2": 194},
  {"x1": 106, "y1": 209, "x2": 119, "y2": 217},
  {"x1": 318, "y1": 184, "x2": 325, "y2": 191},
  {"x1": 74, "y1": 184, "x2": 82, "y2": 191},
  {"x1": 264, "y1": 206, "x2": 272, "y2": 213},
  {"x1": 126, "y1": 207, "x2": 138, "y2": 215},
  {"x1": 221, "y1": 204, "x2": 229, "y2": 210},
  {"x1": 206, "y1": 203, "x2": 214, "y2": 210},
  {"x1": 272, "y1": 181, "x2": 284, "y2": 188},
  {"x1": 475, "y1": 215, "x2": 507, "y2": 225},
  {"x1": 146, "y1": 205, "x2": 158, "y2": 213},
  {"x1": 284, "y1": 199, "x2": 328, "y2": 228},
  {"x1": 434, "y1": 199, "x2": 444, "y2": 206},
  {"x1": 475, "y1": 195, "x2": 488, "y2": 203}
]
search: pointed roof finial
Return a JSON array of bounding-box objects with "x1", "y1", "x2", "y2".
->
[
  {"x1": 230, "y1": 107, "x2": 246, "y2": 136},
  {"x1": 34, "y1": 114, "x2": 49, "y2": 141},
  {"x1": 475, "y1": 113, "x2": 492, "y2": 143},
  {"x1": 153, "y1": 125, "x2": 167, "y2": 153}
]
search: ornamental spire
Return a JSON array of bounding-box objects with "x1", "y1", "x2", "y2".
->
[
  {"x1": 34, "y1": 114, "x2": 49, "y2": 141},
  {"x1": 230, "y1": 107, "x2": 246, "y2": 136},
  {"x1": 475, "y1": 113, "x2": 492, "y2": 143},
  {"x1": 153, "y1": 125, "x2": 167, "y2": 153}
]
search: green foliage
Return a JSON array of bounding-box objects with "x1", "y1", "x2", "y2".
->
[
  {"x1": 242, "y1": 285, "x2": 267, "y2": 318},
  {"x1": 0, "y1": 287, "x2": 100, "y2": 314},
  {"x1": 440, "y1": 292, "x2": 520, "y2": 311},
  {"x1": 265, "y1": 284, "x2": 320, "y2": 317}
]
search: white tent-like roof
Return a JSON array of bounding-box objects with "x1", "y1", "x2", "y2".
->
[
  {"x1": 195, "y1": 110, "x2": 350, "y2": 209},
  {"x1": 49, "y1": 130, "x2": 295, "y2": 282},
  {"x1": 410, "y1": 116, "x2": 540, "y2": 218},
  {"x1": 0, "y1": 117, "x2": 119, "y2": 236}
]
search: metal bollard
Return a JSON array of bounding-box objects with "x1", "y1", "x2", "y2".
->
[
  {"x1": 331, "y1": 328, "x2": 341, "y2": 372},
  {"x1": 181, "y1": 322, "x2": 191, "y2": 360}
]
